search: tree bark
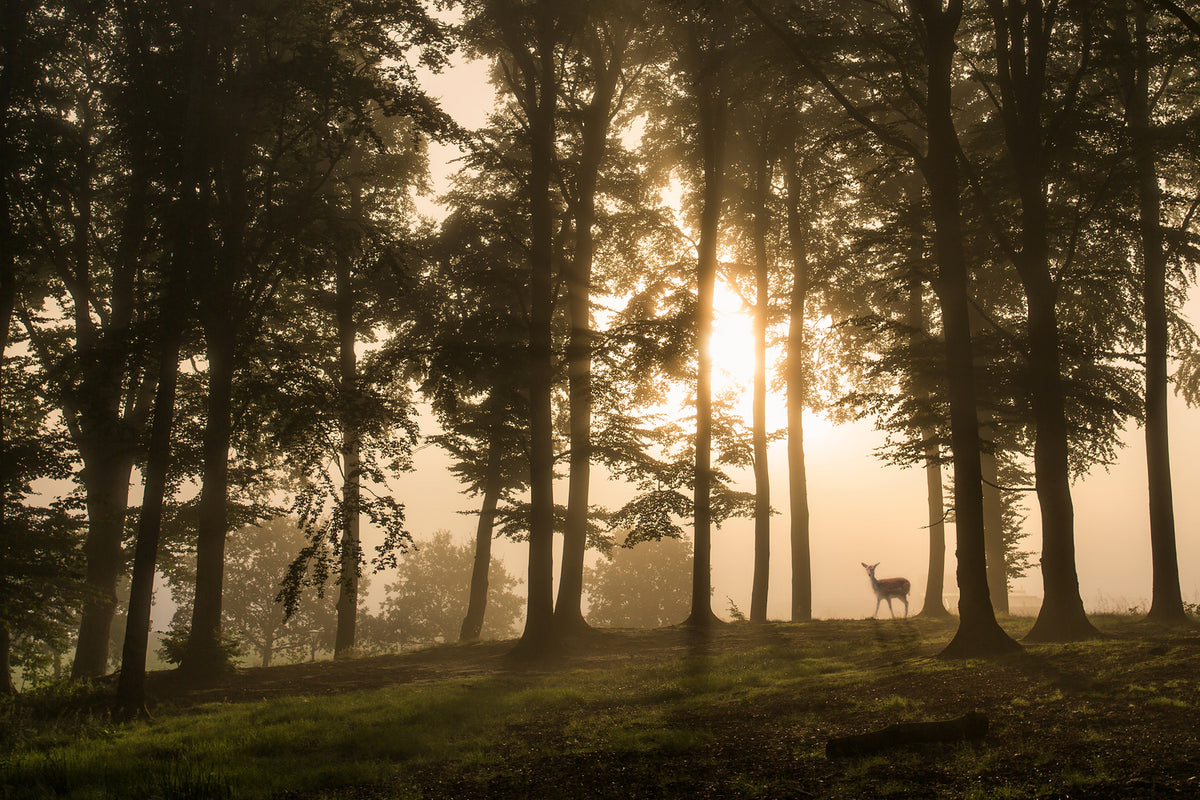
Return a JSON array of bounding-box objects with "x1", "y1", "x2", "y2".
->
[
  {"x1": 179, "y1": 324, "x2": 236, "y2": 679},
  {"x1": 749, "y1": 146, "x2": 772, "y2": 624},
  {"x1": 555, "y1": 31, "x2": 620, "y2": 636},
  {"x1": 68, "y1": 94, "x2": 146, "y2": 679},
  {"x1": 72, "y1": 452, "x2": 135, "y2": 679},
  {"x1": 982, "y1": 0, "x2": 1096, "y2": 643},
  {"x1": 115, "y1": 0, "x2": 204, "y2": 717},
  {"x1": 115, "y1": 277, "x2": 185, "y2": 715},
  {"x1": 334, "y1": 244, "x2": 361, "y2": 658},
  {"x1": 916, "y1": 1, "x2": 1019, "y2": 658},
  {"x1": 783, "y1": 160, "x2": 812, "y2": 622},
  {"x1": 910, "y1": 278, "x2": 951, "y2": 619},
  {"x1": 685, "y1": 18, "x2": 727, "y2": 629},
  {"x1": 461, "y1": 436, "x2": 504, "y2": 642},
  {"x1": 920, "y1": 435, "x2": 951, "y2": 618},
  {"x1": 1120, "y1": 1, "x2": 1187, "y2": 625},
  {"x1": 513, "y1": 0, "x2": 561, "y2": 660},
  {"x1": 979, "y1": 412, "x2": 1009, "y2": 614}
]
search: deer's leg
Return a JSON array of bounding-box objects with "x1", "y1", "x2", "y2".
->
[
  {"x1": 887, "y1": 598, "x2": 895, "y2": 619},
  {"x1": 902, "y1": 597, "x2": 909, "y2": 618}
]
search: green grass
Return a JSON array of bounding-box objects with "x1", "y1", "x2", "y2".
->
[{"x1": 3, "y1": 616, "x2": 1199, "y2": 799}]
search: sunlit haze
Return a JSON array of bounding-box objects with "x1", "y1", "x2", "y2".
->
[{"x1": 384, "y1": 51, "x2": 1200, "y2": 623}]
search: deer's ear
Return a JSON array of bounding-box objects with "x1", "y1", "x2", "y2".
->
[{"x1": 861, "y1": 562, "x2": 869, "y2": 568}]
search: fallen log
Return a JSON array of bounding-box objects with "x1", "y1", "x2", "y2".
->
[{"x1": 826, "y1": 710, "x2": 988, "y2": 758}]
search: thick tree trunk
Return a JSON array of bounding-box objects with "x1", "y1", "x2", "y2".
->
[
  {"x1": 750, "y1": 149, "x2": 771, "y2": 624},
  {"x1": 180, "y1": 325, "x2": 236, "y2": 679},
  {"x1": 982, "y1": 0, "x2": 1096, "y2": 642},
  {"x1": 69, "y1": 99, "x2": 145, "y2": 680},
  {"x1": 685, "y1": 26, "x2": 726, "y2": 629},
  {"x1": 334, "y1": 246, "x2": 361, "y2": 658},
  {"x1": 917, "y1": 5, "x2": 1019, "y2": 658},
  {"x1": 72, "y1": 453, "x2": 135, "y2": 679},
  {"x1": 784, "y1": 162, "x2": 811, "y2": 622},
  {"x1": 261, "y1": 628, "x2": 274, "y2": 668},
  {"x1": 461, "y1": 437, "x2": 504, "y2": 642},
  {"x1": 1023, "y1": 282, "x2": 1094, "y2": 640},
  {"x1": 513, "y1": 0, "x2": 560, "y2": 660}
]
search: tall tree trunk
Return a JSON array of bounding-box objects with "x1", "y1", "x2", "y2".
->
[
  {"x1": 69, "y1": 97, "x2": 143, "y2": 680},
  {"x1": 180, "y1": 325, "x2": 236, "y2": 679},
  {"x1": 983, "y1": 0, "x2": 1096, "y2": 642},
  {"x1": 910, "y1": 278, "x2": 951, "y2": 619},
  {"x1": 555, "y1": 42, "x2": 619, "y2": 635},
  {"x1": 115, "y1": 279, "x2": 185, "y2": 715},
  {"x1": 749, "y1": 147, "x2": 771, "y2": 624},
  {"x1": 115, "y1": 0, "x2": 199, "y2": 716},
  {"x1": 917, "y1": 2, "x2": 1019, "y2": 658},
  {"x1": 920, "y1": 435, "x2": 950, "y2": 617},
  {"x1": 1022, "y1": 278, "x2": 1093, "y2": 640},
  {"x1": 783, "y1": 160, "x2": 811, "y2": 622},
  {"x1": 685, "y1": 22, "x2": 727, "y2": 629},
  {"x1": 334, "y1": 247, "x2": 361, "y2": 658},
  {"x1": 1118, "y1": 1, "x2": 1187, "y2": 624},
  {"x1": 513, "y1": 0, "x2": 560, "y2": 660},
  {"x1": 72, "y1": 452, "x2": 135, "y2": 678},
  {"x1": 461, "y1": 435, "x2": 504, "y2": 642},
  {"x1": 979, "y1": 413, "x2": 1009, "y2": 613}
]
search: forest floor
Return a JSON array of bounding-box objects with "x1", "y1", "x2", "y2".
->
[{"x1": 5, "y1": 614, "x2": 1200, "y2": 798}]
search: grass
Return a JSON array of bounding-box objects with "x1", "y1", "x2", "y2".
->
[{"x1": 3, "y1": 616, "x2": 1200, "y2": 798}]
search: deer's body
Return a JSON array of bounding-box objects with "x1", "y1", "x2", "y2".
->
[{"x1": 862, "y1": 562, "x2": 910, "y2": 618}]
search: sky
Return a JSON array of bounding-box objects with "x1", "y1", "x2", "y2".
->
[{"x1": 388, "y1": 51, "x2": 1200, "y2": 623}]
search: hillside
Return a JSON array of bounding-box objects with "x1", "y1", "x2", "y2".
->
[{"x1": 4, "y1": 616, "x2": 1200, "y2": 798}]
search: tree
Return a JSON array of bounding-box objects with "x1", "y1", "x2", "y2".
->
[
  {"x1": 268, "y1": 108, "x2": 443, "y2": 660},
  {"x1": 178, "y1": 0, "x2": 451, "y2": 678},
  {"x1": 222, "y1": 519, "x2": 343, "y2": 668},
  {"x1": 553, "y1": 0, "x2": 647, "y2": 637},
  {"x1": 0, "y1": 347, "x2": 84, "y2": 693},
  {"x1": 1107, "y1": 0, "x2": 1195, "y2": 625},
  {"x1": 116, "y1": 0, "x2": 206, "y2": 717},
  {"x1": 460, "y1": 0, "x2": 577, "y2": 660},
  {"x1": 375, "y1": 530, "x2": 523, "y2": 648},
  {"x1": 16, "y1": 0, "x2": 159, "y2": 679},
  {"x1": 584, "y1": 535, "x2": 691, "y2": 628},
  {"x1": 970, "y1": 0, "x2": 1099, "y2": 642}
]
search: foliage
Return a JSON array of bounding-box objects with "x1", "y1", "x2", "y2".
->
[
  {"x1": 372, "y1": 531, "x2": 524, "y2": 648},
  {"x1": 0, "y1": 346, "x2": 85, "y2": 689},
  {"x1": 584, "y1": 535, "x2": 692, "y2": 628},
  {"x1": 160, "y1": 518, "x2": 345, "y2": 668}
]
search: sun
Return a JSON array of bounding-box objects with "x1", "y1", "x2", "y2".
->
[
  {"x1": 709, "y1": 280, "x2": 790, "y2": 430},
  {"x1": 710, "y1": 281, "x2": 758, "y2": 388}
]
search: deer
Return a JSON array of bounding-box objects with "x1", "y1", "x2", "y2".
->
[{"x1": 862, "y1": 562, "x2": 911, "y2": 618}]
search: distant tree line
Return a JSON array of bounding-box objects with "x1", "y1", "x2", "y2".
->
[{"x1": 3, "y1": 0, "x2": 1199, "y2": 705}]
